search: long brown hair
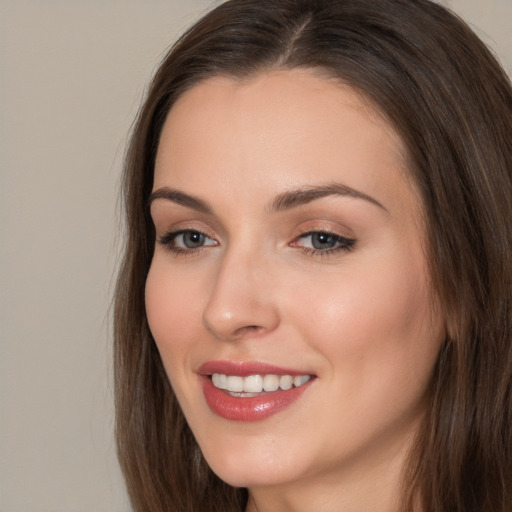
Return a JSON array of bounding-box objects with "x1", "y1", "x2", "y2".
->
[{"x1": 114, "y1": 1, "x2": 512, "y2": 510}]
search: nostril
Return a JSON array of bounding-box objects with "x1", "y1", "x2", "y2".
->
[{"x1": 233, "y1": 325, "x2": 262, "y2": 337}]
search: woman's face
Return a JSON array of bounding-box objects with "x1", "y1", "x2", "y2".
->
[{"x1": 146, "y1": 69, "x2": 445, "y2": 501}]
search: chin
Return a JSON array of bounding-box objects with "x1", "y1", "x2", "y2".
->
[
  {"x1": 200, "y1": 437, "x2": 304, "y2": 489},
  {"x1": 210, "y1": 463, "x2": 294, "y2": 489}
]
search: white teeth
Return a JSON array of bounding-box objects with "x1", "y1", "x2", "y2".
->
[
  {"x1": 212, "y1": 373, "x2": 227, "y2": 389},
  {"x1": 263, "y1": 374, "x2": 279, "y2": 392},
  {"x1": 226, "y1": 375, "x2": 244, "y2": 392},
  {"x1": 211, "y1": 373, "x2": 311, "y2": 393},
  {"x1": 243, "y1": 374, "x2": 263, "y2": 393},
  {"x1": 293, "y1": 375, "x2": 310, "y2": 387},
  {"x1": 279, "y1": 375, "x2": 293, "y2": 390}
]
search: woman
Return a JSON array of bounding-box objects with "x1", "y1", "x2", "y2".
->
[{"x1": 113, "y1": 0, "x2": 512, "y2": 510}]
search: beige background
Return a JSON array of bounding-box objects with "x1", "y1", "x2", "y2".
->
[{"x1": 0, "y1": 1, "x2": 510, "y2": 511}]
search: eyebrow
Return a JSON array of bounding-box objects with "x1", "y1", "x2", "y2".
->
[
  {"x1": 149, "y1": 187, "x2": 212, "y2": 214},
  {"x1": 268, "y1": 183, "x2": 387, "y2": 213},
  {"x1": 149, "y1": 183, "x2": 387, "y2": 214}
]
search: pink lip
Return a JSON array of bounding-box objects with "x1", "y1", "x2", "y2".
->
[
  {"x1": 198, "y1": 360, "x2": 311, "y2": 377},
  {"x1": 198, "y1": 360, "x2": 315, "y2": 422}
]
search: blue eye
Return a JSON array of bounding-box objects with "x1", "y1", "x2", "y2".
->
[
  {"x1": 158, "y1": 230, "x2": 217, "y2": 253},
  {"x1": 294, "y1": 231, "x2": 355, "y2": 254},
  {"x1": 309, "y1": 232, "x2": 340, "y2": 250},
  {"x1": 176, "y1": 231, "x2": 208, "y2": 249}
]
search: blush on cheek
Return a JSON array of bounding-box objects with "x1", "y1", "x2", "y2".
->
[
  {"x1": 145, "y1": 263, "x2": 206, "y2": 368},
  {"x1": 145, "y1": 269, "x2": 182, "y2": 359},
  {"x1": 308, "y1": 257, "x2": 437, "y2": 362}
]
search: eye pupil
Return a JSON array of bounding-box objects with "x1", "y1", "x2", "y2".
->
[
  {"x1": 312, "y1": 233, "x2": 337, "y2": 249},
  {"x1": 183, "y1": 231, "x2": 205, "y2": 248}
]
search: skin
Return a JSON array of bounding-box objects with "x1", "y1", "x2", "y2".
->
[{"x1": 145, "y1": 69, "x2": 446, "y2": 512}]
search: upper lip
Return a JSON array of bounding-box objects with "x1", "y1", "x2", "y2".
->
[{"x1": 198, "y1": 360, "x2": 314, "y2": 377}]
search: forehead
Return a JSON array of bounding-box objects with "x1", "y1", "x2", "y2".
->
[
  {"x1": 159, "y1": 69, "x2": 404, "y2": 157},
  {"x1": 154, "y1": 69, "x2": 419, "y2": 220}
]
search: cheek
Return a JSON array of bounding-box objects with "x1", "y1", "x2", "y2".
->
[
  {"x1": 284, "y1": 254, "x2": 444, "y2": 457},
  {"x1": 145, "y1": 258, "x2": 204, "y2": 371},
  {"x1": 292, "y1": 247, "x2": 443, "y2": 394}
]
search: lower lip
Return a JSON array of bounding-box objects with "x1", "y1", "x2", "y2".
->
[{"x1": 201, "y1": 376, "x2": 313, "y2": 422}]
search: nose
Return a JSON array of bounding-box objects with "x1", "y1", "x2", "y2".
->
[{"x1": 202, "y1": 247, "x2": 280, "y2": 341}]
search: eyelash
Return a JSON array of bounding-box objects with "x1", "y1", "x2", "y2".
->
[
  {"x1": 157, "y1": 229, "x2": 356, "y2": 257},
  {"x1": 157, "y1": 229, "x2": 216, "y2": 255},
  {"x1": 293, "y1": 231, "x2": 356, "y2": 256}
]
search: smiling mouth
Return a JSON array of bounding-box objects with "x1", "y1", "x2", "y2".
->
[
  {"x1": 200, "y1": 363, "x2": 315, "y2": 420},
  {"x1": 210, "y1": 373, "x2": 312, "y2": 397}
]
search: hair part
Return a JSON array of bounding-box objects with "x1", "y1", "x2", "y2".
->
[{"x1": 114, "y1": 1, "x2": 512, "y2": 510}]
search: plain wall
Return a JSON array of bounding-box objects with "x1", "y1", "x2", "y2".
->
[{"x1": 0, "y1": 1, "x2": 510, "y2": 511}]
